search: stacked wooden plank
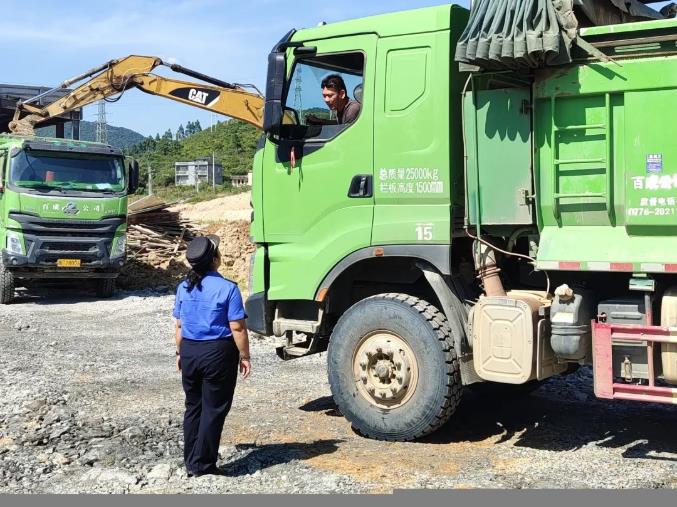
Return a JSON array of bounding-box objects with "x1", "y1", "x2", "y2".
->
[{"x1": 127, "y1": 196, "x2": 199, "y2": 265}]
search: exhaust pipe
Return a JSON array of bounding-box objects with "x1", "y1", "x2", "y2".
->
[{"x1": 473, "y1": 240, "x2": 506, "y2": 297}]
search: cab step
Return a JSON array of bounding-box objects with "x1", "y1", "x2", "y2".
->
[{"x1": 276, "y1": 337, "x2": 326, "y2": 361}]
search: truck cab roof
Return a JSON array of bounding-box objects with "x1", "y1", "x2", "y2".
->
[
  {"x1": 0, "y1": 133, "x2": 122, "y2": 156},
  {"x1": 292, "y1": 4, "x2": 463, "y2": 42}
]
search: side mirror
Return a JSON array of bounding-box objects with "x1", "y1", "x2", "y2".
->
[
  {"x1": 262, "y1": 51, "x2": 287, "y2": 134},
  {"x1": 127, "y1": 160, "x2": 140, "y2": 194}
]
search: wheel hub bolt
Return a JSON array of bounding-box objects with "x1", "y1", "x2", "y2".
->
[{"x1": 375, "y1": 361, "x2": 391, "y2": 380}]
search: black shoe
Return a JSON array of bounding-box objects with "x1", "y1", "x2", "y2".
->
[{"x1": 187, "y1": 465, "x2": 221, "y2": 478}]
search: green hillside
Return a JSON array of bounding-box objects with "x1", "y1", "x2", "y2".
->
[
  {"x1": 37, "y1": 120, "x2": 145, "y2": 149},
  {"x1": 125, "y1": 119, "x2": 259, "y2": 190}
]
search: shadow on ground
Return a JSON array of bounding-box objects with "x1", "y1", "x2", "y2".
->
[
  {"x1": 11, "y1": 279, "x2": 171, "y2": 305},
  {"x1": 299, "y1": 378, "x2": 677, "y2": 462},
  {"x1": 219, "y1": 439, "x2": 344, "y2": 476}
]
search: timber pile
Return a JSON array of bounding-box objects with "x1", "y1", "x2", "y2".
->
[{"x1": 127, "y1": 195, "x2": 199, "y2": 266}]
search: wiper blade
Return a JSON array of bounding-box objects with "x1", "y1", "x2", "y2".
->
[{"x1": 23, "y1": 184, "x2": 64, "y2": 192}]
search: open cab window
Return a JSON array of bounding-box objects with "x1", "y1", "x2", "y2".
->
[{"x1": 281, "y1": 52, "x2": 364, "y2": 141}]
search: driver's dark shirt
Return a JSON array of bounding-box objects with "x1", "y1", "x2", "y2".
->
[{"x1": 338, "y1": 99, "x2": 361, "y2": 124}]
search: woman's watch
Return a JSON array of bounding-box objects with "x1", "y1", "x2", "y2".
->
[
  {"x1": 240, "y1": 355, "x2": 251, "y2": 361},
  {"x1": 175, "y1": 350, "x2": 180, "y2": 356}
]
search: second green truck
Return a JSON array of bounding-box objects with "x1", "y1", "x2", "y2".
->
[{"x1": 0, "y1": 134, "x2": 139, "y2": 303}]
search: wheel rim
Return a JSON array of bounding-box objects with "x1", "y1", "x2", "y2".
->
[{"x1": 352, "y1": 331, "x2": 419, "y2": 409}]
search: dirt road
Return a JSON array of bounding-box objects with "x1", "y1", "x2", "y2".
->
[{"x1": 1, "y1": 287, "x2": 677, "y2": 493}]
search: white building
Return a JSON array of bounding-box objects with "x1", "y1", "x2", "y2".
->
[
  {"x1": 175, "y1": 158, "x2": 223, "y2": 186},
  {"x1": 230, "y1": 172, "x2": 253, "y2": 188}
]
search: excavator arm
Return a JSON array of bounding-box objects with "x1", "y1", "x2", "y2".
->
[{"x1": 9, "y1": 55, "x2": 265, "y2": 135}]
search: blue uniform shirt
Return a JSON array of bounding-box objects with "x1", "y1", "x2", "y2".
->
[{"x1": 173, "y1": 272, "x2": 247, "y2": 341}]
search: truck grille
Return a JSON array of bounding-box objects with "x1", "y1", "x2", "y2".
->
[
  {"x1": 7, "y1": 212, "x2": 123, "y2": 266},
  {"x1": 42, "y1": 242, "x2": 97, "y2": 253},
  {"x1": 8, "y1": 213, "x2": 123, "y2": 238}
]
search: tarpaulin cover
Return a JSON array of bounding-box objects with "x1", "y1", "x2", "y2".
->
[{"x1": 455, "y1": 0, "x2": 665, "y2": 70}]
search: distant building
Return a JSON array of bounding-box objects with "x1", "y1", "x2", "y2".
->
[
  {"x1": 230, "y1": 172, "x2": 252, "y2": 188},
  {"x1": 175, "y1": 158, "x2": 223, "y2": 186}
]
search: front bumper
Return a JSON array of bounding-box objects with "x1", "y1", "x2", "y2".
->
[{"x1": 4, "y1": 213, "x2": 125, "y2": 279}]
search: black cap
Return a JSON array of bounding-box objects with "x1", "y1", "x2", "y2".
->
[{"x1": 186, "y1": 235, "x2": 220, "y2": 268}]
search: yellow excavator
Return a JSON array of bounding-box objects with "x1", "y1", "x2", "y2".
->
[{"x1": 9, "y1": 55, "x2": 265, "y2": 135}]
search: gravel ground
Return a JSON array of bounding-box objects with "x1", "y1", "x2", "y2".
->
[{"x1": 1, "y1": 285, "x2": 677, "y2": 493}]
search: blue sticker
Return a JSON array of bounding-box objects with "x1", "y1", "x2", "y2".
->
[{"x1": 646, "y1": 153, "x2": 663, "y2": 174}]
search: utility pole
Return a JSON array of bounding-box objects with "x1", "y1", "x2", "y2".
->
[
  {"x1": 147, "y1": 165, "x2": 153, "y2": 196},
  {"x1": 293, "y1": 66, "x2": 303, "y2": 120},
  {"x1": 211, "y1": 114, "x2": 216, "y2": 192},
  {"x1": 212, "y1": 153, "x2": 216, "y2": 192},
  {"x1": 96, "y1": 101, "x2": 108, "y2": 144}
]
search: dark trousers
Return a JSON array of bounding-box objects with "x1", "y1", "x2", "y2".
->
[{"x1": 180, "y1": 338, "x2": 239, "y2": 474}]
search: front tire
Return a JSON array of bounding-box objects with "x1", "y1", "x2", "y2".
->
[
  {"x1": 327, "y1": 293, "x2": 462, "y2": 441},
  {"x1": 0, "y1": 258, "x2": 15, "y2": 304},
  {"x1": 96, "y1": 278, "x2": 116, "y2": 298}
]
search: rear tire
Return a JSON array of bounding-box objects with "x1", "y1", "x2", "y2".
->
[
  {"x1": 327, "y1": 293, "x2": 462, "y2": 441},
  {"x1": 0, "y1": 258, "x2": 15, "y2": 304},
  {"x1": 96, "y1": 278, "x2": 116, "y2": 298}
]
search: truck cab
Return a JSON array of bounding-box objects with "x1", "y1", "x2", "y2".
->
[{"x1": 0, "y1": 134, "x2": 139, "y2": 303}]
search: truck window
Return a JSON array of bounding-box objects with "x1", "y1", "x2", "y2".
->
[
  {"x1": 282, "y1": 52, "x2": 364, "y2": 141},
  {"x1": 9, "y1": 150, "x2": 126, "y2": 194}
]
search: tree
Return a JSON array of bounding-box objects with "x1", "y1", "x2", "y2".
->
[{"x1": 176, "y1": 124, "x2": 185, "y2": 141}]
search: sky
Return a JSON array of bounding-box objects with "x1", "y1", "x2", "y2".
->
[{"x1": 0, "y1": 0, "x2": 670, "y2": 137}]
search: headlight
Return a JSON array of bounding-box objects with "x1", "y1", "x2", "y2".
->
[
  {"x1": 6, "y1": 232, "x2": 24, "y2": 255},
  {"x1": 111, "y1": 233, "x2": 126, "y2": 257}
]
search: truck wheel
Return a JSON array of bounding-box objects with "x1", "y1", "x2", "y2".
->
[
  {"x1": 327, "y1": 293, "x2": 462, "y2": 441},
  {"x1": 96, "y1": 278, "x2": 116, "y2": 298},
  {"x1": 0, "y1": 258, "x2": 15, "y2": 304}
]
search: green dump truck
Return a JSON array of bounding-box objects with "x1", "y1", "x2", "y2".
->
[
  {"x1": 0, "y1": 134, "x2": 139, "y2": 303},
  {"x1": 245, "y1": 1, "x2": 677, "y2": 440}
]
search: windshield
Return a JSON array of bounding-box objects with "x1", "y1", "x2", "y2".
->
[{"x1": 10, "y1": 150, "x2": 125, "y2": 193}]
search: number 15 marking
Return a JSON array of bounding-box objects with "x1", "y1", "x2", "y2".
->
[{"x1": 416, "y1": 224, "x2": 433, "y2": 241}]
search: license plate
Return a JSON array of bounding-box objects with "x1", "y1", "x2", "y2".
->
[{"x1": 57, "y1": 259, "x2": 81, "y2": 268}]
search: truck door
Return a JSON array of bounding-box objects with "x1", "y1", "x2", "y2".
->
[{"x1": 261, "y1": 35, "x2": 376, "y2": 301}]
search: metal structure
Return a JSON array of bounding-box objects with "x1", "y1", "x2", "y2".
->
[
  {"x1": 0, "y1": 84, "x2": 81, "y2": 138},
  {"x1": 96, "y1": 101, "x2": 108, "y2": 144}
]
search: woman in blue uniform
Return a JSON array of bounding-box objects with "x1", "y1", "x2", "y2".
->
[{"x1": 173, "y1": 234, "x2": 251, "y2": 477}]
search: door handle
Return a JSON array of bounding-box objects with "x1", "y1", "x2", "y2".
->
[{"x1": 348, "y1": 174, "x2": 373, "y2": 198}]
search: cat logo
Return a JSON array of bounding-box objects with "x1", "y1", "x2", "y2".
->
[
  {"x1": 188, "y1": 89, "x2": 209, "y2": 105},
  {"x1": 170, "y1": 87, "x2": 219, "y2": 108},
  {"x1": 62, "y1": 202, "x2": 80, "y2": 215}
]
